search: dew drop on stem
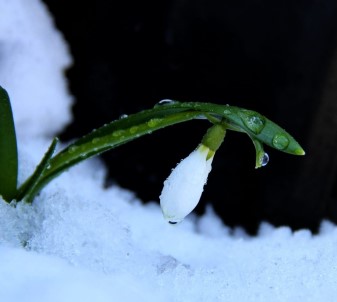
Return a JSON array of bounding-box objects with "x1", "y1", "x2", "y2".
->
[
  {"x1": 261, "y1": 152, "x2": 269, "y2": 167},
  {"x1": 92, "y1": 138, "x2": 100, "y2": 144}
]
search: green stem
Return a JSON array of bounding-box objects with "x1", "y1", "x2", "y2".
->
[{"x1": 201, "y1": 124, "x2": 227, "y2": 160}]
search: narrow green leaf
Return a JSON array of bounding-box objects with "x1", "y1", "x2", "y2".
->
[
  {"x1": 16, "y1": 137, "x2": 58, "y2": 203},
  {"x1": 19, "y1": 101, "x2": 305, "y2": 203},
  {"x1": 25, "y1": 110, "x2": 202, "y2": 202},
  {"x1": 155, "y1": 102, "x2": 306, "y2": 156},
  {"x1": 0, "y1": 86, "x2": 18, "y2": 201}
]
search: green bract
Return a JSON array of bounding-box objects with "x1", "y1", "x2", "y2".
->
[
  {"x1": 0, "y1": 87, "x2": 305, "y2": 204},
  {"x1": 0, "y1": 86, "x2": 18, "y2": 201}
]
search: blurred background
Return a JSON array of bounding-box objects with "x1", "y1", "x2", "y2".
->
[{"x1": 42, "y1": 0, "x2": 337, "y2": 234}]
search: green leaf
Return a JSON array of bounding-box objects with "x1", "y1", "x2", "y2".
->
[
  {"x1": 158, "y1": 102, "x2": 305, "y2": 156},
  {"x1": 0, "y1": 86, "x2": 18, "y2": 201},
  {"x1": 17, "y1": 101, "x2": 305, "y2": 203},
  {"x1": 16, "y1": 137, "x2": 58, "y2": 203},
  {"x1": 25, "y1": 109, "x2": 202, "y2": 201}
]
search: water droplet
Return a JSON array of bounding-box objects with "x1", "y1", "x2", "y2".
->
[
  {"x1": 157, "y1": 99, "x2": 175, "y2": 105},
  {"x1": 68, "y1": 146, "x2": 78, "y2": 154},
  {"x1": 46, "y1": 164, "x2": 51, "y2": 170},
  {"x1": 223, "y1": 109, "x2": 231, "y2": 115},
  {"x1": 239, "y1": 110, "x2": 266, "y2": 134},
  {"x1": 260, "y1": 152, "x2": 269, "y2": 166},
  {"x1": 92, "y1": 138, "x2": 100, "y2": 144},
  {"x1": 272, "y1": 133, "x2": 289, "y2": 150},
  {"x1": 196, "y1": 114, "x2": 207, "y2": 120},
  {"x1": 147, "y1": 118, "x2": 162, "y2": 128},
  {"x1": 119, "y1": 114, "x2": 128, "y2": 119},
  {"x1": 129, "y1": 126, "x2": 138, "y2": 134},
  {"x1": 112, "y1": 130, "x2": 125, "y2": 137}
]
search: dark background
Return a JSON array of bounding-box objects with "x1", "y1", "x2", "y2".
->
[{"x1": 42, "y1": 0, "x2": 337, "y2": 234}]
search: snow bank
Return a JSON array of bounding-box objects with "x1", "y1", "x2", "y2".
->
[
  {"x1": 1, "y1": 1, "x2": 337, "y2": 302},
  {"x1": 0, "y1": 0, "x2": 72, "y2": 139}
]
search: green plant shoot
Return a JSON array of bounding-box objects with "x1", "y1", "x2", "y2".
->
[
  {"x1": 0, "y1": 86, "x2": 18, "y2": 201},
  {"x1": 0, "y1": 87, "x2": 305, "y2": 204}
]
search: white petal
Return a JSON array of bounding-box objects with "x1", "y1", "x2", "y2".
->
[{"x1": 159, "y1": 146, "x2": 213, "y2": 223}]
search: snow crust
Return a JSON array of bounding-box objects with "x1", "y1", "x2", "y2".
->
[{"x1": 1, "y1": 1, "x2": 337, "y2": 301}]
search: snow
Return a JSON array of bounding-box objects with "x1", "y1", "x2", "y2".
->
[
  {"x1": 1, "y1": 1, "x2": 337, "y2": 301},
  {"x1": 0, "y1": 0, "x2": 72, "y2": 139}
]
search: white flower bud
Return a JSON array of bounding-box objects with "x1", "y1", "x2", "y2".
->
[{"x1": 159, "y1": 144, "x2": 214, "y2": 224}]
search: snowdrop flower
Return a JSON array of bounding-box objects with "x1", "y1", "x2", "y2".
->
[
  {"x1": 160, "y1": 145, "x2": 213, "y2": 224},
  {"x1": 160, "y1": 124, "x2": 226, "y2": 224}
]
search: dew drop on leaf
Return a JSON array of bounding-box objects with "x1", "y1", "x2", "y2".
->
[
  {"x1": 68, "y1": 146, "x2": 78, "y2": 154},
  {"x1": 112, "y1": 130, "x2": 125, "y2": 137},
  {"x1": 272, "y1": 133, "x2": 290, "y2": 150},
  {"x1": 147, "y1": 118, "x2": 162, "y2": 128},
  {"x1": 119, "y1": 114, "x2": 128, "y2": 119},
  {"x1": 196, "y1": 114, "x2": 207, "y2": 120},
  {"x1": 155, "y1": 99, "x2": 177, "y2": 107},
  {"x1": 239, "y1": 110, "x2": 266, "y2": 134},
  {"x1": 129, "y1": 126, "x2": 138, "y2": 134}
]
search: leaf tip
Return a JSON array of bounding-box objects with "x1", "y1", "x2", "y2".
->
[{"x1": 294, "y1": 148, "x2": 306, "y2": 156}]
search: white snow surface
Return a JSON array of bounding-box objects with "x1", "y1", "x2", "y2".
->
[
  {"x1": 0, "y1": 0, "x2": 73, "y2": 140},
  {"x1": 1, "y1": 1, "x2": 337, "y2": 301}
]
